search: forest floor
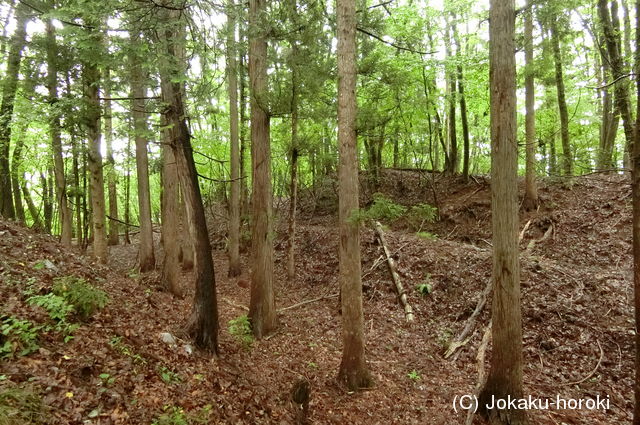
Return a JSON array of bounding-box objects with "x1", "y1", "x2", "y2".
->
[{"x1": 0, "y1": 170, "x2": 634, "y2": 424}]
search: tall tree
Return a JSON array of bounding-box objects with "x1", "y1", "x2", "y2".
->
[
  {"x1": 103, "y1": 68, "x2": 119, "y2": 246},
  {"x1": 227, "y1": 0, "x2": 242, "y2": 278},
  {"x1": 81, "y1": 21, "x2": 108, "y2": 263},
  {"x1": 158, "y1": 7, "x2": 218, "y2": 352},
  {"x1": 444, "y1": 17, "x2": 458, "y2": 175},
  {"x1": 452, "y1": 16, "x2": 470, "y2": 181},
  {"x1": 523, "y1": 1, "x2": 538, "y2": 209},
  {"x1": 478, "y1": 0, "x2": 526, "y2": 423},
  {"x1": 248, "y1": 0, "x2": 277, "y2": 338},
  {"x1": 161, "y1": 123, "x2": 182, "y2": 297},
  {"x1": 46, "y1": 17, "x2": 73, "y2": 246},
  {"x1": 336, "y1": 0, "x2": 372, "y2": 391},
  {"x1": 0, "y1": 2, "x2": 28, "y2": 219},
  {"x1": 130, "y1": 32, "x2": 156, "y2": 272}
]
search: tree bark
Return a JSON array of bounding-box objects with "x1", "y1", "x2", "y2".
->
[
  {"x1": 336, "y1": 0, "x2": 372, "y2": 391},
  {"x1": 478, "y1": 0, "x2": 527, "y2": 423},
  {"x1": 158, "y1": 8, "x2": 219, "y2": 353},
  {"x1": 130, "y1": 32, "x2": 156, "y2": 272},
  {"x1": 46, "y1": 18, "x2": 73, "y2": 246},
  {"x1": 444, "y1": 18, "x2": 458, "y2": 175},
  {"x1": 632, "y1": 2, "x2": 640, "y2": 422},
  {"x1": 248, "y1": 0, "x2": 277, "y2": 339},
  {"x1": 82, "y1": 25, "x2": 108, "y2": 263},
  {"x1": 103, "y1": 68, "x2": 119, "y2": 246},
  {"x1": 452, "y1": 18, "x2": 470, "y2": 181},
  {"x1": 550, "y1": 19, "x2": 573, "y2": 176},
  {"x1": 161, "y1": 124, "x2": 182, "y2": 297},
  {"x1": 523, "y1": 1, "x2": 538, "y2": 210},
  {"x1": 227, "y1": 0, "x2": 242, "y2": 278},
  {"x1": 0, "y1": 2, "x2": 28, "y2": 219}
]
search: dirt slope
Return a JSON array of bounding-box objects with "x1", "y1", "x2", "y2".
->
[{"x1": 0, "y1": 171, "x2": 634, "y2": 424}]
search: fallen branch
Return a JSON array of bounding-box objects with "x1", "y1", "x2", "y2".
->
[
  {"x1": 278, "y1": 293, "x2": 339, "y2": 313},
  {"x1": 465, "y1": 322, "x2": 492, "y2": 425},
  {"x1": 445, "y1": 279, "x2": 493, "y2": 359},
  {"x1": 560, "y1": 340, "x2": 604, "y2": 386},
  {"x1": 222, "y1": 297, "x2": 248, "y2": 311},
  {"x1": 373, "y1": 221, "x2": 414, "y2": 322},
  {"x1": 525, "y1": 223, "x2": 554, "y2": 254},
  {"x1": 519, "y1": 219, "x2": 532, "y2": 243}
]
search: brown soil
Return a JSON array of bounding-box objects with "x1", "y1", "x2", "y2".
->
[{"x1": 0, "y1": 170, "x2": 633, "y2": 424}]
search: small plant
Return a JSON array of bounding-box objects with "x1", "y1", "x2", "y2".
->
[
  {"x1": 98, "y1": 373, "x2": 115, "y2": 387},
  {"x1": 109, "y1": 336, "x2": 146, "y2": 365},
  {"x1": 0, "y1": 383, "x2": 48, "y2": 425},
  {"x1": 307, "y1": 361, "x2": 318, "y2": 369},
  {"x1": 408, "y1": 203, "x2": 438, "y2": 229},
  {"x1": 416, "y1": 231, "x2": 437, "y2": 240},
  {"x1": 27, "y1": 293, "x2": 79, "y2": 341},
  {"x1": 228, "y1": 315, "x2": 253, "y2": 348},
  {"x1": 349, "y1": 193, "x2": 407, "y2": 224},
  {"x1": 53, "y1": 276, "x2": 108, "y2": 320},
  {"x1": 437, "y1": 329, "x2": 453, "y2": 350},
  {"x1": 151, "y1": 405, "x2": 213, "y2": 425},
  {"x1": 158, "y1": 366, "x2": 181, "y2": 385},
  {"x1": 0, "y1": 317, "x2": 40, "y2": 359},
  {"x1": 415, "y1": 282, "x2": 433, "y2": 296},
  {"x1": 407, "y1": 370, "x2": 421, "y2": 381}
]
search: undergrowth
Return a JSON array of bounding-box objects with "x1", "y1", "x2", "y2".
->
[
  {"x1": 0, "y1": 382, "x2": 48, "y2": 425},
  {"x1": 228, "y1": 315, "x2": 253, "y2": 348}
]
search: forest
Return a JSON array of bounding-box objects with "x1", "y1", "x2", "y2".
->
[{"x1": 0, "y1": 0, "x2": 639, "y2": 423}]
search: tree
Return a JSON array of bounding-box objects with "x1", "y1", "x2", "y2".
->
[
  {"x1": 103, "y1": 68, "x2": 119, "y2": 246},
  {"x1": 0, "y1": 2, "x2": 28, "y2": 219},
  {"x1": 478, "y1": 0, "x2": 527, "y2": 423},
  {"x1": 130, "y1": 31, "x2": 156, "y2": 272},
  {"x1": 336, "y1": 0, "x2": 372, "y2": 391},
  {"x1": 158, "y1": 7, "x2": 219, "y2": 352},
  {"x1": 248, "y1": 0, "x2": 277, "y2": 338},
  {"x1": 523, "y1": 0, "x2": 538, "y2": 209},
  {"x1": 227, "y1": 0, "x2": 242, "y2": 278}
]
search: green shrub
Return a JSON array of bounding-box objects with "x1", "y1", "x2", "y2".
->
[
  {"x1": 349, "y1": 193, "x2": 407, "y2": 224},
  {"x1": 408, "y1": 203, "x2": 438, "y2": 230},
  {"x1": 52, "y1": 277, "x2": 108, "y2": 320},
  {"x1": 27, "y1": 294, "x2": 79, "y2": 342},
  {"x1": 228, "y1": 315, "x2": 253, "y2": 348},
  {"x1": 0, "y1": 317, "x2": 40, "y2": 359},
  {"x1": 416, "y1": 231, "x2": 437, "y2": 240}
]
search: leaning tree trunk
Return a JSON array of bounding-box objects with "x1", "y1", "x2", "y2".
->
[
  {"x1": 46, "y1": 18, "x2": 73, "y2": 246},
  {"x1": 227, "y1": 0, "x2": 242, "y2": 278},
  {"x1": 248, "y1": 0, "x2": 277, "y2": 339},
  {"x1": 0, "y1": 2, "x2": 28, "y2": 219},
  {"x1": 130, "y1": 32, "x2": 155, "y2": 272},
  {"x1": 523, "y1": 0, "x2": 538, "y2": 210},
  {"x1": 550, "y1": 19, "x2": 573, "y2": 176},
  {"x1": 478, "y1": 0, "x2": 527, "y2": 424},
  {"x1": 158, "y1": 7, "x2": 218, "y2": 353},
  {"x1": 336, "y1": 0, "x2": 372, "y2": 391}
]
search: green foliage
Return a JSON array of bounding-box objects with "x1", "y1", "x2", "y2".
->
[
  {"x1": 415, "y1": 283, "x2": 433, "y2": 296},
  {"x1": 26, "y1": 294, "x2": 79, "y2": 342},
  {"x1": 416, "y1": 231, "x2": 437, "y2": 241},
  {"x1": 228, "y1": 315, "x2": 253, "y2": 348},
  {"x1": 52, "y1": 276, "x2": 108, "y2": 320},
  {"x1": 0, "y1": 383, "x2": 48, "y2": 425},
  {"x1": 158, "y1": 366, "x2": 181, "y2": 385},
  {"x1": 407, "y1": 203, "x2": 438, "y2": 229},
  {"x1": 0, "y1": 317, "x2": 40, "y2": 359},
  {"x1": 98, "y1": 373, "x2": 115, "y2": 387},
  {"x1": 151, "y1": 405, "x2": 213, "y2": 425},
  {"x1": 109, "y1": 336, "x2": 146, "y2": 365},
  {"x1": 349, "y1": 193, "x2": 408, "y2": 224},
  {"x1": 407, "y1": 370, "x2": 421, "y2": 381}
]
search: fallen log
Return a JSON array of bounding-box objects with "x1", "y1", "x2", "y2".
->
[{"x1": 373, "y1": 221, "x2": 414, "y2": 322}]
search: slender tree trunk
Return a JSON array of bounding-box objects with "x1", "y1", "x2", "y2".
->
[
  {"x1": 239, "y1": 47, "x2": 249, "y2": 218},
  {"x1": 227, "y1": 0, "x2": 242, "y2": 277},
  {"x1": 336, "y1": 0, "x2": 372, "y2": 391},
  {"x1": 0, "y1": 2, "x2": 28, "y2": 219},
  {"x1": 444, "y1": 19, "x2": 457, "y2": 175},
  {"x1": 22, "y1": 179, "x2": 42, "y2": 230},
  {"x1": 46, "y1": 18, "x2": 73, "y2": 246},
  {"x1": 124, "y1": 136, "x2": 132, "y2": 244},
  {"x1": 478, "y1": 0, "x2": 526, "y2": 423},
  {"x1": 632, "y1": 2, "x2": 640, "y2": 422},
  {"x1": 158, "y1": 8, "x2": 218, "y2": 352},
  {"x1": 161, "y1": 124, "x2": 182, "y2": 297},
  {"x1": 452, "y1": 18, "x2": 470, "y2": 180},
  {"x1": 11, "y1": 127, "x2": 26, "y2": 222},
  {"x1": 103, "y1": 69, "x2": 119, "y2": 246},
  {"x1": 248, "y1": 0, "x2": 277, "y2": 338},
  {"x1": 130, "y1": 32, "x2": 156, "y2": 272},
  {"x1": 42, "y1": 169, "x2": 53, "y2": 234},
  {"x1": 523, "y1": 1, "x2": 538, "y2": 210},
  {"x1": 550, "y1": 20, "x2": 573, "y2": 176},
  {"x1": 82, "y1": 26, "x2": 108, "y2": 263}
]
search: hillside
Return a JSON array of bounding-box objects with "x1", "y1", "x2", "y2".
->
[{"x1": 0, "y1": 171, "x2": 634, "y2": 424}]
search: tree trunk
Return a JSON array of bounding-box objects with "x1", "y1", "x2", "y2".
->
[
  {"x1": 130, "y1": 32, "x2": 156, "y2": 272},
  {"x1": 161, "y1": 124, "x2": 182, "y2": 297},
  {"x1": 550, "y1": 19, "x2": 573, "y2": 176},
  {"x1": 444, "y1": 19, "x2": 458, "y2": 175},
  {"x1": 248, "y1": 0, "x2": 277, "y2": 339},
  {"x1": 104, "y1": 68, "x2": 119, "y2": 246},
  {"x1": 478, "y1": 0, "x2": 526, "y2": 424},
  {"x1": 158, "y1": 8, "x2": 218, "y2": 353},
  {"x1": 46, "y1": 18, "x2": 73, "y2": 246},
  {"x1": 22, "y1": 178, "x2": 42, "y2": 230},
  {"x1": 227, "y1": 0, "x2": 242, "y2": 278},
  {"x1": 82, "y1": 26, "x2": 108, "y2": 263},
  {"x1": 523, "y1": 1, "x2": 538, "y2": 210},
  {"x1": 42, "y1": 170, "x2": 53, "y2": 234},
  {"x1": 632, "y1": 3, "x2": 640, "y2": 423},
  {"x1": 0, "y1": 2, "x2": 28, "y2": 219},
  {"x1": 452, "y1": 18, "x2": 470, "y2": 181},
  {"x1": 124, "y1": 136, "x2": 132, "y2": 245},
  {"x1": 11, "y1": 127, "x2": 26, "y2": 222},
  {"x1": 336, "y1": 0, "x2": 372, "y2": 391}
]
